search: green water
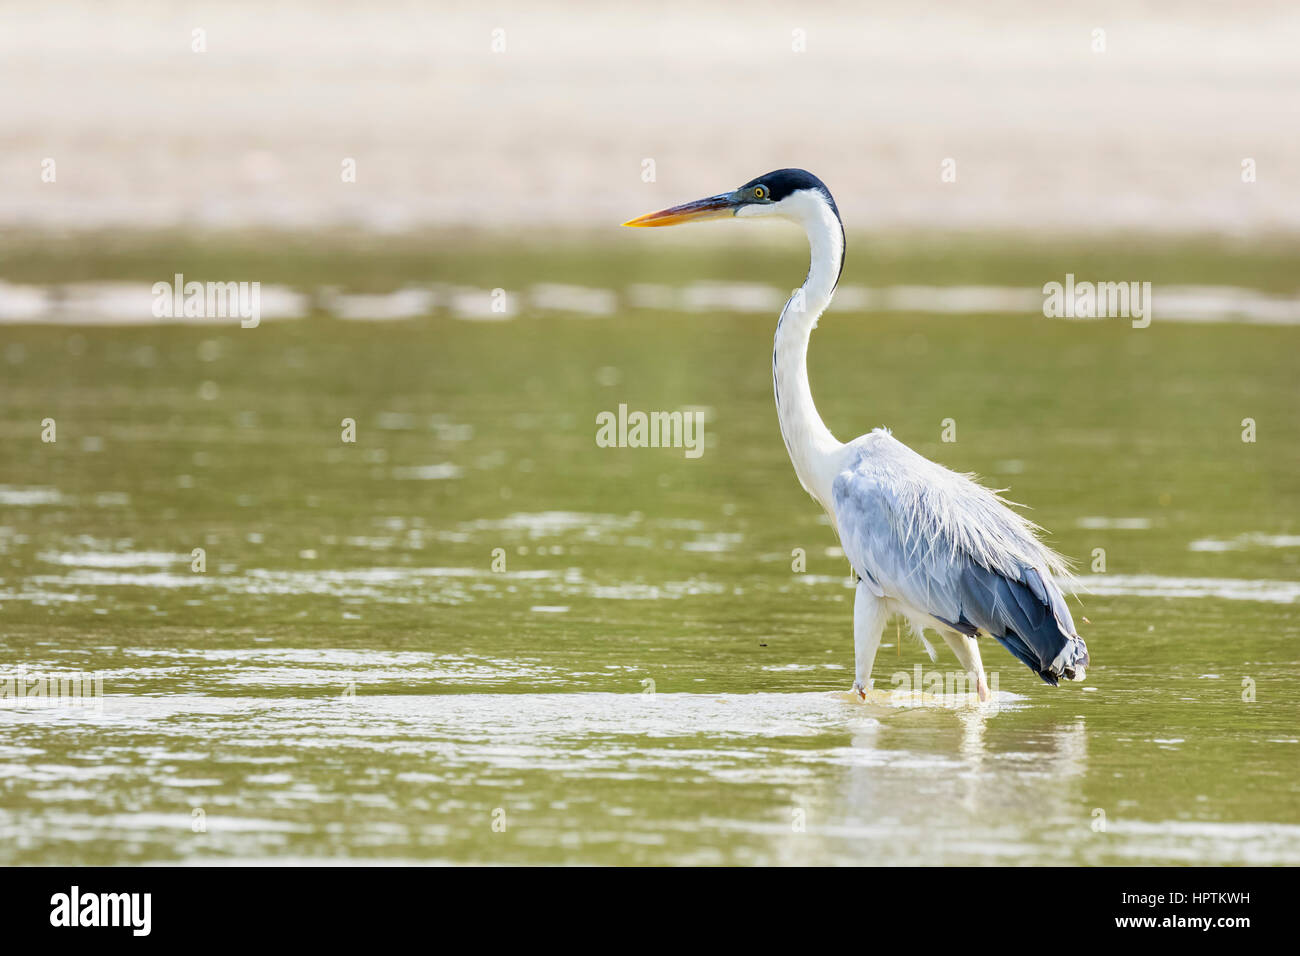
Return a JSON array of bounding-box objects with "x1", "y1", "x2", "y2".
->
[{"x1": 1, "y1": 235, "x2": 1297, "y2": 864}]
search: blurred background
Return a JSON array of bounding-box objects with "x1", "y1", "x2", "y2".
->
[
  {"x1": 1, "y1": 1, "x2": 1298, "y2": 865},
  {"x1": 3, "y1": 0, "x2": 1299, "y2": 235}
]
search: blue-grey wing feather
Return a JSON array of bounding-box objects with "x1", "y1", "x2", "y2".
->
[{"x1": 833, "y1": 430, "x2": 1089, "y2": 684}]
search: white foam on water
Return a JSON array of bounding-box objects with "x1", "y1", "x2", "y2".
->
[
  {"x1": 325, "y1": 288, "x2": 435, "y2": 320},
  {"x1": 1189, "y1": 533, "x2": 1300, "y2": 552},
  {"x1": 28, "y1": 569, "x2": 206, "y2": 590},
  {"x1": 681, "y1": 532, "x2": 744, "y2": 553},
  {"x1": 0, "y1": 588, "x2": 88, "y2": 604},
  {"x1": 0, "y1": 486, "x2": 65, "y2": 506},
  {"x1": 681, "y1": 281, "x2": 784, "y2": 313},
  {"x1": 586, "y1": 579, "x2": 727, "y2": 600},
  {"x1": 630, "y1": 282, "x2": 1300, "y2": 325},
  {"x1": 14, "y1": 810, "x2": 314, "y2": 834},
  {"x1": 456, "y1": 511, "x2": 641, "y2": 539},
  {"x1": 625, "y1": 283, "x2": 680, "y2": 311},
  {"x1": 1152, "y1": 285, "x2": 1300, "y2": 325},
  {"x1": 880, "y1": 285, "x2": 1044, "y2": 314},
  {"x1": 1, "y1": 282, "x2": 309, "y2": 325},
  {"x1": 529, "y1": 283, "x2": 617, "y2": 316},
  {"x1": 38, "y1": 550, "x2": 189, "y2": 568},
  {"x1": 852, "y1": 284, "x2": 1300, "y2": 325},
  {"x1": 1087, "y1": 574, "x2": 1300, "y2": 603},
  {"x1": 447, "y1": 286, "x2": 514, "y2": 321},
  {"x1": 1103, "y1": 821, "x2": 1300, "y2": 865},
  {"x1": 16, "y1": 559, "x2": 727, "y2": 607},
  {"x1": 390, "y1": 463, "x2": 463, "y2": 480},
  {"x1": 790, "y1": 574, "x2": 856, "y2": 587},
  {"x1": 4, "y1": 279, "x2": 1298, "y2": 325},
  {"x1": 1076, "y1": 516, "x2": 1153, "y2": 530},
  {"x1": 0, "y1": 281, "x2": 51, "y2": 321},
  {"x1": 0, "y1": 690, "x2": 881, "y2": 742},
  {"x1": 80, "y1": 648, "x2": 573, "y2": 689}
]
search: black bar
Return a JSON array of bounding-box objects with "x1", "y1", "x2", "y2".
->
[{"x1": 0, "y1": 866, "x2": 1283, "y2": 942}]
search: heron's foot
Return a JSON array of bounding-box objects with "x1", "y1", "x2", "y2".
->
[{"x1": 850, "y1": 680, "x2": 868, "y2": 702}]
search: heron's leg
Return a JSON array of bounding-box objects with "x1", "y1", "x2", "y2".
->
[
  {"x1": 941, "y1": 631, "x2": 990, "y2": 702},
  {"x1": 851, "y1": 581, "x2": 888, "y2": 700}
]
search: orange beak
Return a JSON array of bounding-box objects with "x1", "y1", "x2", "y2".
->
[{"x1": 622, "y1": 192, "x2": 740, "y2": 227}]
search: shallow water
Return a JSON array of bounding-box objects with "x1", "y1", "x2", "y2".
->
[{"x1": 1, "y1": 281, "x2": 1298, "y2": 864}]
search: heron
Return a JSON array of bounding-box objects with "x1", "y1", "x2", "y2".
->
[{"x1": 624, "y1": 168, "x2": 1090, "y2": 702}]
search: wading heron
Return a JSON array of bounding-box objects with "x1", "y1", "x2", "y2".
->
[{"x1": 624, "y1": 169, "x2": 1090, "y2": 701}]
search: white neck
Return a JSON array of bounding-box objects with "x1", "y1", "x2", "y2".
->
[{"x1": 770, "y1": 190, "x2": 845, "y2": 507}]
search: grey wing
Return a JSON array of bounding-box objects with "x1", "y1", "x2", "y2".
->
[{"x1": 832, "y1": 458, "x2": 1088, "y2": 685}]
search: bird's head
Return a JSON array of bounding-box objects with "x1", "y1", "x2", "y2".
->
[{"x1": 623, "y1": 168, "x2": 840, "y2": 229}]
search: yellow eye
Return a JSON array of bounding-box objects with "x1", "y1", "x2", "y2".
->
[{"x1": 754, "y1": 186, "x2": 767, "y2": 199}]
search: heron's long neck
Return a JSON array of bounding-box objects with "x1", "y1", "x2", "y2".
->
[{"x1": 773, "y1": 198, "x2": 845, "y2": 507}]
